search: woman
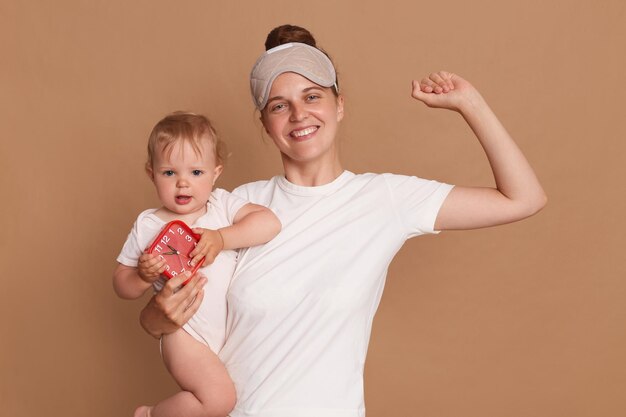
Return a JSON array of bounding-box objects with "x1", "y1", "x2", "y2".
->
[{"x1": 140, "y1": 25, "x2": 546, "y2": 417}]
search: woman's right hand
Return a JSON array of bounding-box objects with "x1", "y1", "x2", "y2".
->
[
  {"x1": 139, "y1": 271, "x2": 207, "y2": 339},
  {"x1": 411, "y1": 71, "x2": 482, "y2": 113}
]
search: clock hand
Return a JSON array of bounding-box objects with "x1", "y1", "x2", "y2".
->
[{"x1": 167, "y1": 244, "x2": 179, "y2": 254}]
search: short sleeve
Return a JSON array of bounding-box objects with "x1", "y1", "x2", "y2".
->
[
  {"x1": 116, "y1": 210, "x2": 164, "y2": 266},
  {"x1": 232, "y1": 184, "x2": 251, "y2": 201},
  {"x1": 116, "y1": 219, "x2": 142, "y2": 267},
  {"x1": 383, "y1": 174, "x2": 454, "y2": 238},
  {"x1": 211, "y1": 188, "x2": 250, "y2": 225}
]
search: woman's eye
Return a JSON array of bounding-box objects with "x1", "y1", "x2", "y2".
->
[
  {"x1": 306, "y1": 94, "x2": 320, "y2": 101},
  {"x1": 192, "y1": 170, "x2": 203, "y2": 176},
  {"x1": 271, "y1": 103, "x2": 286, "y2": 112},
  {"x1": 163, "y1": 170, "x2": 174, "y2": 176}
]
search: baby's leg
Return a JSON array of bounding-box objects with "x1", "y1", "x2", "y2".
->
[{"x1": 137, "y1": 328, "x2": 236, "y2": 417}]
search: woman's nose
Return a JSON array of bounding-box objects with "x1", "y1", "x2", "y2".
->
[{"x1": 289, "y1": 103, "x2": 308, "y2": 122}]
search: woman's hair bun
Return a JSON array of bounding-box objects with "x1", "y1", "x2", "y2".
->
[{"x1": 265, "y1": 24, "x2": 317, "y2": 51}]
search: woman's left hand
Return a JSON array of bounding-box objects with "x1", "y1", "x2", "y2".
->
[
  {"x1": 412, "y1": 71, "x2": 548, "y2": 231},
  {"x1": 411, "y1": 71, "x2": 481, "y2": 112},
  {"x1": 139, "y1": 272, "x2": 207, "y2": 338}
]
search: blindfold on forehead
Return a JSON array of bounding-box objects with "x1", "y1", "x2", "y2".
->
[{"x1": 250, "y1": 42, "x2": 338, "y2": 110}]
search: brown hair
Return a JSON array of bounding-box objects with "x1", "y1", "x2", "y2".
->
[
  {"x1": 265, "y1": 24, "x2": 317, "y2": 50},
  {"x1": 264, "y1": 24, "x2": 340, "y2": 95},
  {"x1": 146, "y1": 111, "x2": 227, "y2": 171}
]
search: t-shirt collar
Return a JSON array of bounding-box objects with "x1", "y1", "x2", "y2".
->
[{"x1": 276, "y1": 170, "x2": 354, "y2": 196}]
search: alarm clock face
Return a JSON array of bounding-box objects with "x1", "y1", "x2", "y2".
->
[{"x1": 148, "y1": 220, "x2": 202, "y2": 279}]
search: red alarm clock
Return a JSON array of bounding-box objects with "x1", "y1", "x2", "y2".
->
[{"x1": 147, "y1": 220, "x2": 205, "y2": 281}]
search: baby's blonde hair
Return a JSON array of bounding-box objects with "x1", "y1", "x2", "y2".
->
[{"x1": 146, "y1": 111, "x2": 227, "y2": 171}]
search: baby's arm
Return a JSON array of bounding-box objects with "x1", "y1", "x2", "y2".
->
[
  {"x1": 220, "y1": 203, "x2": 282, "y2": 249},
  {"x1": 189, "y1": 203, "x2": 281, "y2": 267},
  {"x1": 113, "y1": 253, "x2": 166, "y2": 299}
]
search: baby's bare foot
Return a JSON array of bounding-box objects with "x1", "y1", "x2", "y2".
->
[{"x1": 133, "y1": 405, "x2": 152, "y2": 417}]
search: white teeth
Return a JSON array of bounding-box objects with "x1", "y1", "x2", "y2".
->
[{"x1": 291, "y1": 127, "x2": 317, "y2": 137}]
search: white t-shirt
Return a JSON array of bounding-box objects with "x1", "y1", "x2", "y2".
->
[
  {"x1": 221, "y1": 171, "x2": 454, "y2": 417},
  {"x1": 117, "y1": 188, "x2": 248, "y2": 352}
]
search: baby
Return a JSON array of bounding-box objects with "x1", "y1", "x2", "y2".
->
[{"x1": 113, "y1": 112, "x2": 281, "y2": 417}]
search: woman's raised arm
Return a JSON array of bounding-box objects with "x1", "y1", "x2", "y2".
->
[{"x1": 411, "y1": 72, "x2": 547, "y2": 231}]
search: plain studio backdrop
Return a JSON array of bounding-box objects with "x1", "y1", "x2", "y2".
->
[{"x1": 1, "y1": 1, "x2": 624, "y2": 416}]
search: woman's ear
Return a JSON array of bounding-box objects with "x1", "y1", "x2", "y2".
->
[
  {"x1": 259, "y1": 113, "x2": 270, "y2": 134},
  {"x1": 336, "y1": 95, "x2": 345, "y2": 122}
]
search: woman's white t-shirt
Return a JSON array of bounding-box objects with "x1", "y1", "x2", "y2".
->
[{"x1": 221, "y1": 171, "x2": 453, "y2": 417}]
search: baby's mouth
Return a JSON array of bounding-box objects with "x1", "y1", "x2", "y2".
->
[{"x1": 175, "y1": 195, "x2": 192, "y2": 205}]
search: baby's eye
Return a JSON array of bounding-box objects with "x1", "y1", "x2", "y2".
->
[
  {"x1": 163, "y1": 170, "x2": 174, "y2": 176},
  {"x1": 192, "y1": 170, "x2": 203, "y2": 176}
]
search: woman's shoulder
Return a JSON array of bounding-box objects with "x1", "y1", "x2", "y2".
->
[{"x1": 231, "y1": 176, "x2": 281, "y2": 201}]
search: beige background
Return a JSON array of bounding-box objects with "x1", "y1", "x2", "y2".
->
[{"x1": 2, "y1": 1, "x2": 625, "y2": 416}]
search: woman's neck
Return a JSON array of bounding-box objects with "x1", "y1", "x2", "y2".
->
[{"x1": 282, "y1": 154, "x2": 344, "y2": 186}]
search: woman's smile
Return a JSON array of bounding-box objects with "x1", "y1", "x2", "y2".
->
[
  {"x1": 289, "y1": 125, "x2": 318, "y2": 140},
  {"x1": 262, "y1": 72, "x2": 344, "y2": 165}
]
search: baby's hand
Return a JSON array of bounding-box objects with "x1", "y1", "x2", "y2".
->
[
  {"x1": 138, "y1": 253, "x2": 166, "y2": 283},
  {"x1": 189, "y1": 228, "x2": 224, "y2": 267}
]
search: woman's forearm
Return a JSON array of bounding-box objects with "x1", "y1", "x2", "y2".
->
[
  {"x1": 413, "y1": 72, "x2": 547, "y2": 230},
  {"x1": 459, "y1": 92, "x2": 547, "y2": 214}
]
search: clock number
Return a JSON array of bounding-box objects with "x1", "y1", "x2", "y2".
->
[
  {"x1": 177, "y1": 227, "x2": 184, "y2": 235},
  {"x1": 185, "y1": 235, "x2": 192, "y2": 242},
  {"x1": 154, "y1": 244, "x2": 163, "y2": 253},
  {"x1": 160, "y1": 235, "x2": 170, "y2": 244}
]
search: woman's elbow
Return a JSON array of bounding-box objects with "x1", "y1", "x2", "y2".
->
[
  {"x1": 523, "y1": 191, "x2": 548, "y2": 218},
  {"x1": 534, "y1": 187, "x2": 548, "y2": 211}
]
